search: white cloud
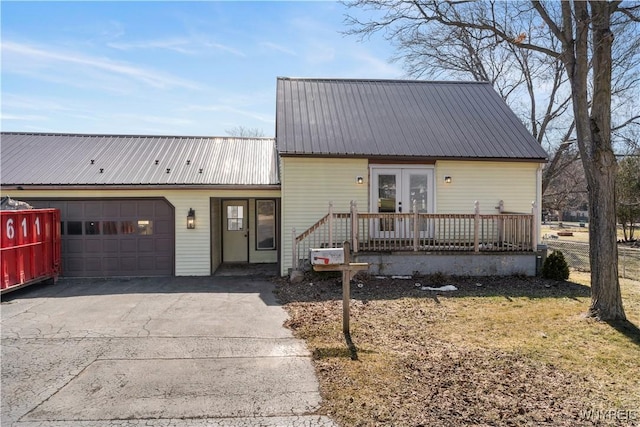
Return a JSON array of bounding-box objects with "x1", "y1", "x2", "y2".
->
[
  {"x1": 215, "y1": 90, "x2": 273, "y2": 108},
  {"x1": 305, "y1": 42, "x2": 336, "y2": 64},
  {"x1": 108, "y1": 35, "x2": 246, "y2": 57},
  {"x1": 66, "y1": 113, "x2": 101, "y2": 121},
  {"x1": 97, "y1": 20, "x2": 126, "y2": 41},
  {"x1": 69, "y1": 19, "x2": 126, "y2": 43},
  {"x1": 348, "y1": 51, "x2": 405, "y2": 79},
  {"x1": 1, "y1": 94, "x2": 74, "y2": 112},
  {"x1": 108, "y1": 38, "x2": 198, "y2": 55},
  {"x1": 0, "y1": 113, "x2": 49, "y2": 121},
  {"x1": 184, "y1": 104, "x2": 274, "y2": 124},
  {"x1": 290, "y1": 15, "x2": 335, "y2": 37},
  {"x1": 259, "y1": 41, "x2": 297, "y2": 56},
  {"x1": 111, "y1": 113, "x2": 195, "y2": 127},
  {"x1": 200, "y1": 40, "x2": 246, "y2": 57},
  {"x1": 2, "y1": 40, "x2": 201, "y2": 90}
]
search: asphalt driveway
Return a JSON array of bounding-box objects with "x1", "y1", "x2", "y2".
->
[{"x1": 1, "y1": 275, "x2": 335, "y2": 427}]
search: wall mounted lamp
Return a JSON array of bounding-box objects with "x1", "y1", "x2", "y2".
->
[
  {"x1": 356, "y1": 176, "x2": 364, "y2": 185},
  {"x1": 187, "y1": 208, "x2": 196, "y2": 229},
  {"x1": 444, "y1": 176, "x2": 452, "y2": 184}
]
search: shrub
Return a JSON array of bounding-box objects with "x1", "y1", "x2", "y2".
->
[{"x1": 542, "y1": 250, "x2": 570, "y2": 281}]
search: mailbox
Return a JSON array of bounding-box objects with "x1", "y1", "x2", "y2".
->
[{"x1": 310, "y1": 248, "x2": 344, "y2": 265}]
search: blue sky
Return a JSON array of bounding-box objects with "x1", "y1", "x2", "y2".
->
[{"x1": 1, "y1": 1, "x2": 403, "y2": 136}]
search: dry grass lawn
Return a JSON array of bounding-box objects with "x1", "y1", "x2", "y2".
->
[
  {"x1": 541, "y1": 224, "x2": 591, "y2": 243},
  {"x1": 276, "y1": 271, "x2": 640, "y2": 426}
]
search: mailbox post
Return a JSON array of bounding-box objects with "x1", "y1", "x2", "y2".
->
[{"x1": 311, "y1": 241, "x2": 368, "y2": 335}]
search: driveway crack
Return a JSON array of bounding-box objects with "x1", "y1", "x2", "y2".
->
[{"x1": 138, "y1": 316, "x2": 152, "y2": 337}]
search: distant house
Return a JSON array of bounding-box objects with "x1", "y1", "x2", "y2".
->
[{"x1": 1, "y1": 77, "x2": 547, "y2": 279}]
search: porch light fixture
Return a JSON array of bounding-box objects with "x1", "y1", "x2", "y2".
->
[
  {"x1": 444, "y1": 176, "x2": 452, "y2": 184},
  {"x1": 187, "y1": 208, "x2": 196, "y2": 229},
  {"x1": 356, "y1": 176, "x2": 364, "y2": 184}
]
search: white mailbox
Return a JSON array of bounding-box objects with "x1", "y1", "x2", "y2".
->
[{"x1": 310, "y1": 248, "x2": 345, "y2": 265}]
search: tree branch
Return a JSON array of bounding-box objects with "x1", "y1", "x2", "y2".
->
[
  {"x1": 531, "y1": 1, "x2": 567, "y2": 44},
  {"x1": 411, "y1": 0, "x2": 562, "y2": 57},
  {"x1": 616, "y1": 3, "x2": 640, "y2": 22},
  {"x1": 612, "y1": 114, "x2": 640, "y2": 131}
]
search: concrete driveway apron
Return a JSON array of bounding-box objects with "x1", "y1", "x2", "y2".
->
[{"x1": 1, "y1": 275, "x2": 336, "y2": 427}]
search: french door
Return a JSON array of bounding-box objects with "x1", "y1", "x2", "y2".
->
[{"x1": 370, "y1": 166, "x2": 434, "y2": 239}]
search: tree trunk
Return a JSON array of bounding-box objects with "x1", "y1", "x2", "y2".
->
[
  {"x1": 560, "y1": 1, "x2": 625, "y2": 320},
  {"x1": 584, "y1": 1, "x2": 626, "y2": 320},
  {"x1": 586, "y1": 155, "x2": 625, "y2": 319}
]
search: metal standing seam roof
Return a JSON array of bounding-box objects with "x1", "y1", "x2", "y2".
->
[
  {"x1": 276, "y1": 77, "x2": 548, "y2": 161},
  {"x1": 0, "y1": 133, "x2": 280, "y2": 186}
]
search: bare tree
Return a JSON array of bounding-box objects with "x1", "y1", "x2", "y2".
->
[
  {"x1": 543, "y1": 149, "x2": 588, "y2": 222},
  {"x1": 616, "y1": 152, "x2": 640, "y2": 241},
  {"x1": 345, "y1": 0, "x2": 640, "y2": 320},
  {"x1": 225, "y1": 126, "x2": 266, "y2": 138},
  {"x1": 344, "y1": 1, "x2": 574, "y2": 193},
  {"x1": 344, "y1": 1, "x2": 639, "y2": 199}
]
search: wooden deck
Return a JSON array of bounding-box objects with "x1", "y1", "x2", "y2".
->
[{"x1": 292, "y1": 201, "x2": 539, "y2": 270}]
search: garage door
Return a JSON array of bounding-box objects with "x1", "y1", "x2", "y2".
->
[{"x1": 25, "y1": 199, "x2": 174, "y2": 277}]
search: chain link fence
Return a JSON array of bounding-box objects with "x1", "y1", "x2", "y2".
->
[{"x1": 542, "y1": 238, "x2": 640, "y2": 280}]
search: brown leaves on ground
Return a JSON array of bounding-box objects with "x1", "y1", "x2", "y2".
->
[{"x1": 275, "y1": 273, "x2": 638, "y2": 427}]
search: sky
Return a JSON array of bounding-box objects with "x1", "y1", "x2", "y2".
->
[{"x1": 1, "y1": 1, "x2": 404, "y2": 137}]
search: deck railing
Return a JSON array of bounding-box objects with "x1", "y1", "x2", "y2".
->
[
  {"x1": 291, "y1": 203, "x2": 353, "y2": 269},
  {"x1": 292, "y1": 200, "x2": 538, "y2": 271}
]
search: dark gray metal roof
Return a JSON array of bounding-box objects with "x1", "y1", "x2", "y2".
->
[
  {"x1": 1, "y1": 133, "x2": 279, "y2": 186},
  {"x1": 276, "y1": 78, "x2": 548, "y2": 161}
]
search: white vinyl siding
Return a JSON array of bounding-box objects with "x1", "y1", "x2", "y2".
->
[
  {"x1": 210, "y1": 198, "x2": 222, "y2": 273},
  {"x1": 435, "y1": 161, "x2": 539, "y2": 214},
  {"x1": 280, "y1": 157, "x2": 368, "y2": 275},
  {"x1": 170, "y1": 192, "x2": 211, "y2": 275}
]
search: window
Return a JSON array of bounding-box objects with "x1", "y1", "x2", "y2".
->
[
  {"x1": 102, "y1": 221, "x2": 119, "y2": 235},
  {"x1": 137, "y1": 220, "x2": 153, "y2": 235},
  {"x1": 256, "y1": 200, "x2": 276, "y2": 250},
  {"x1": 121, "y1": 221, "x2": 136, "y2": 235},
  {"x1": 67, "y1": 221, "x2": 83, "y2": 235},
  {"x1": 378, "y1": 174, "x2": 396, "y2": 232},
  {"x1": 85, "y1": 221, "x2": 100, "y2": 235},
  {"x1": 227, "y1": 205, "x2": 244, "y2": 231}
]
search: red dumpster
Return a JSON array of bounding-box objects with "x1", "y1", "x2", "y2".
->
[{"x1": 1, "y1": 209, "x2": 61, "y2": 294}]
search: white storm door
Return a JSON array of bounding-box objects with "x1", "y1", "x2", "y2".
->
[
  {"x1": 222, "y1": 200, "x2": 249, "y2": 262},
  {"x1": 372, "y1": 168, "x2": 402, "y2": 238},
  {"x1": 371, "y1": 167, "x2": 434, "y2": 239},
  {"x1": 402, "y1": 169, "x2": 434, "y2": 238}
]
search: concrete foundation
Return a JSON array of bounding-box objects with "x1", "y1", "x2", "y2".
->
[{"x1": 354, "y1": 252, "x2": 537, "y2": 276}]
